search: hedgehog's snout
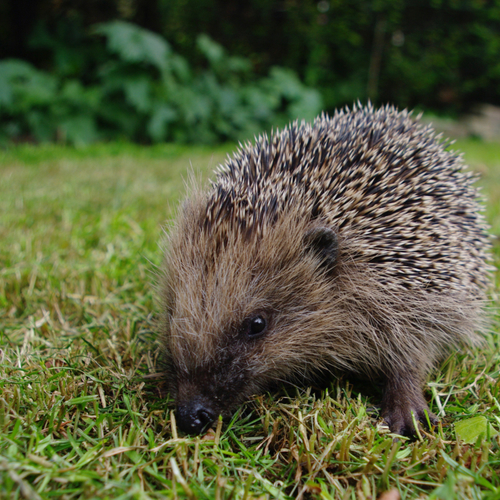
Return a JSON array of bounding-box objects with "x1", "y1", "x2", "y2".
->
[{"x1": 176, "y1": 397, "x2": 216, "y2": 434}]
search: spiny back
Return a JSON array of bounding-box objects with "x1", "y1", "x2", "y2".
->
[{"x1": 202, "y1": 104, "x2": 490, "y2": 294}]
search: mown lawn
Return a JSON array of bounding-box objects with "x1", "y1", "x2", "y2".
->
[{"x1": 1, "y1": 138, "x2": 499, "y2": 499}]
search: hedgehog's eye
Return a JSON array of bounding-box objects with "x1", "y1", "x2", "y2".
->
[
  {"x1": 250, "y1": 316, "x2": 266, "y2": 335},
  {"x1": 242, "y1": 315, "x2": 268, "y2": 338}
]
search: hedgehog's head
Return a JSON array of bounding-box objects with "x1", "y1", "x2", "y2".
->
[{"x1": 161, "y1": 192, "x2": 342, "y2": 434}]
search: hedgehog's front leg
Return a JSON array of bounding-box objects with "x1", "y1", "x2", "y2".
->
[{"x1": 380, "y1": 370, "x2": 438, "y2": 436}]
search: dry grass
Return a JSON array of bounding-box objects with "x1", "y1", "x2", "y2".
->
[{"x1": 1, "y1": 139, "x2": 499, "y2": 499}]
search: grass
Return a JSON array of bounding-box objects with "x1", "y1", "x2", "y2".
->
[{"x1": 1, "y1": 138, "x2": 499, "y2": 500}]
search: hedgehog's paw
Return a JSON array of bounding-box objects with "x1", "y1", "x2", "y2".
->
[
  {"x1": 381, "y1": 373, "x2": 437, "y2": 437},
  {"x1": 382, "y1": 401, "x2": 437, "y2": 437}
]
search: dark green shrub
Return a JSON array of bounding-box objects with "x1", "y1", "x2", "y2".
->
[{"x1": 0, "y1": 21, "x2": 322, "y2": 145}]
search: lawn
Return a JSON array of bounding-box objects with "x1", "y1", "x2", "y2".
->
[{"x1": 1, "y1": 137, "x2": 499, "y2": 499}]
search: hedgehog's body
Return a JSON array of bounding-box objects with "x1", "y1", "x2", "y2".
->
[{"x1": 161, "y1": 105, "x2": 490, "y2": 436}]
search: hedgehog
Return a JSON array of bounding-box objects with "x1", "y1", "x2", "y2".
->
[{"x1": 160, "y1": 104, "x2": 491, "y2": 437}]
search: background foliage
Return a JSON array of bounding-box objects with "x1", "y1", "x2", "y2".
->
[
  {"x1": 0, "y1": 20, "x2": 321, "y2": 145},
  {"x1": 1, "y1": 0, "x2": 500, "y2": 145}
]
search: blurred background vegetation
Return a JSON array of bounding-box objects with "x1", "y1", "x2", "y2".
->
[{"x1": 1, "y1": 0, "x2": 500, "y2": 145}]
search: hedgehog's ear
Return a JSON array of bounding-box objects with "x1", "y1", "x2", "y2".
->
[{"x1": 303, "y1": 226, "x2": 339, "y2": 271}]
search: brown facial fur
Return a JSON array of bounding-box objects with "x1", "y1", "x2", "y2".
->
[{"x1": 160, "y1": 105, "x2": 490, "y2": 436}]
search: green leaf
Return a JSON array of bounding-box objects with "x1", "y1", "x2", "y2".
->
[
  {"x1": 123, "y1": 77, "x2": 151, "y2": 113},
  {"x1": 455, "y1": 415, "x2": 488, "y2": 443},
  {"x1": 95, "y1": 21, "x2": 171, "y2": 73},
  {"x1": 197, "y1": 34, "x2": 225, "y2": 66}
]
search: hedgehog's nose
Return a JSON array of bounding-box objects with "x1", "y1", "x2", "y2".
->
[{"x1": 176, "y1": 399, "x2": 216, "y2": 434}]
